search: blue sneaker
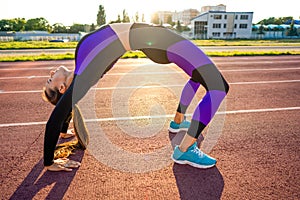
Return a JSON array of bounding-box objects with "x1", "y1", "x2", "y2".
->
[
  {"x1": 171, "y1": 142, "x2": 216, "y2": 169},
  {"x1": 168, "y1": 119, "x2": 190, "y2": 133}
]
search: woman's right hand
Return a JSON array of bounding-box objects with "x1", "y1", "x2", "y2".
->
[{"x1": 46, "y1": 158, "x2": 81, "y2": 172}]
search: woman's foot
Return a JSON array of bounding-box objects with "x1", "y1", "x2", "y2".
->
[
  {"x1": 168, "y1": 120, "x2": 191, "y2": 133},
  {"x1": 172, "y1": 142, "x2": 216, "y2": 169}
]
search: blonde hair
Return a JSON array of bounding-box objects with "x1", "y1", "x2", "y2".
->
[{"x1": 54, "y1": 140, "x2": 81, "y2": 159}]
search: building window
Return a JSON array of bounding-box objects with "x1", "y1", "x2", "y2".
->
[
  {"x1": 239, "y1": 24, "x2": 248, "y2": 29},
  {"x1": 213, "y1": 23, "x2": 221, "y2": 28},
  {"x1": 235, "y1": 15, "x2": 238, "y2": 19},
  {"x1": 223, "y1": 32, "x2": 233, "y2": 37},
  {"x1": 194, "y1": 21, "x2": 207, "y2": 35},
  {"x1": 234, "y1": 24, "x2": 237, "y2": 29},
  {"x1": 223, "y1": 24, "x2": 227, "y2": 28},
  {"x1": 214, "y1": 15, "x2": 222, "y2": 19},
  {"x1": 212, "y1": 32, "x2": 221, "y2": 37},
  {"x1": 224, "y1": 15, "x2": 227, "y2": 20},
  {"x1": 240, "y1": 15, "x2": 249, "y2": 20}
]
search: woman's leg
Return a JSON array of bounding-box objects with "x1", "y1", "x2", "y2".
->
[
  {"x1": 179, "y1": 89, "x2": 228, "y2": 152},
  {"x1": 172, "y1": 63, "x2": 229, "y2": 168},
  {"x1": 169, "y1": 79, "x2": 200, "y2": 133},
  {"x1": 174, "y1": 78, "x2": 200, "y2": 123}
]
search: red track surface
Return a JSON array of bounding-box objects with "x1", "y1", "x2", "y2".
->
[{"x1": 0, "y1": 56, "x2": 299, "y2": 199}]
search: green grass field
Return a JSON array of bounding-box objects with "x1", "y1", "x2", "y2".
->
[
  {"x1": 1, "y1": 39, "x2": 300, "y2": 61},
  {"x1": 1, "y1": 39, "x2": 300, "y2": 50}
]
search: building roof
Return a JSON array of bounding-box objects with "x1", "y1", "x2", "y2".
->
[
  {"x1": 252, "y1": 24, "x2": 300, "y2": 30},
  {"x1": 284, "y1": 19, "x2": 300, "y2": 25}
]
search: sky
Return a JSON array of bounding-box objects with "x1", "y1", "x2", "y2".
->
[{"x1": 1, "y1": 0, "x2": 299, "y2": 26}]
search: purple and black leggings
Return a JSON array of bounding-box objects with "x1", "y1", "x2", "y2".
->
[{"x1": 44, "y1": 23, "x2": 229, "y2": 166}]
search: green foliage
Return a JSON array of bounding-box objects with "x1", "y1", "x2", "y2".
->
[
  {"x1": 1, "y1": 18, "x2": 93, "y2": 34},
  {"x1": 141, "y1": 13, "x2": 145, "y2": 22},
  {"x1": 0, "y1": 18, "x2": 26, "y2": 31},
  {"x1": 52, "y1": 23, "x2": 67, "y2": 33},
  {"x1": 287, "y1": 20, "x2": 299, "y2": 36},
  {"x1": 110, "y1": 10, "x2": 130, "y2": 24},
  {"x1": 258, "y1": 22, "x2": 265, "y2": 35},
  {"x1": 122, "y1": 9, "x2": 130, "y2": 23},
  {"x1": 69, "y1": 24, "x2": 87, "y2": 33},
  {"x1": 192, "y1": 39, "x2": 300, "y2": 46},
  {"x1": 2, "y1": 40, "x2": 300, "y2": 51},
  {"x1": 0, "y1": 53, "x2": 74, "y2": 62},
  {"x1": 167, "y1": 15, "x2": 174, "y2": 26},
  {"x1": 90, "y1": 23, "x2": 96, "y2": 32},
  {"x1": 0, "y1": 19, "x2": 12, "y2": 31},
  {"x1": 2, "y1": 50, "x2": 300, "y2": 62},
  {"x1": 151, "y1": 13, "x2": 160, "y2": 24},
  {"x1": 257, "y1": 16, "x2": 293, "y2": 25},
  {"x1": 122, "y1": 51, "x2": 146, "y2": 58},
  {"x1": 12, "y1": 18, "x2": 26, "y2": 31},
  {"x1": 97, "y1": 5, "x2": 106, "y2": 26},
  {"x1": 110, "y1": 15, "x2": 121, "y2": 24},
  {"x1": 207, "y1": 50, "x2": 300, "y2": 57},
  {"x1": 24, "y1": 17, "x2": 50, "y2": 31},
  {"x1": 176, "y1": 21, "x2": 182, "y2": 32},
  {"x1": 134, "y1": 12, "x2": 139, "y2": 22},
  {"x1": 0, "y1": 41, "x2": 77, "y2": 49}
]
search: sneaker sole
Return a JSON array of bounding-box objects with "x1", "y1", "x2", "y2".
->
[
  {"x1": 168, "y1": 127, "x2": 189, "y2": 133},
  {"x1": 171, "y1": 156, "x2": 216, "y2": 169}
]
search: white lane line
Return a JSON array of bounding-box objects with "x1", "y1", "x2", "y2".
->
[
  {"x1": 0, "y1": 90, "x2": 43, "y2": 94},
  {"x1": 0, "y1": 67, "x2": 56, "y2": 71},
  {"x1": 0, "y1": 63, "x2": 153, "y2": 71},
  {"x1": 1, "y1": 106, "x2": 299, "y2": 128},
  {"x1": 229, "y1": 79, "x2": 300, "y2": 85},
  {"x1": 0, "y1": 75, "x2": 48, "y2": 80},
  {"x1": 0, "y1": 67, "x2": 300, "y2": 80},
  {"x1": 0, "y1": 121, "x2": 47, "y2": 127},
  {"x1": 222, "y1": 67, "x2": 300, "y2": 72},
  {"x1": 0, "y1": 79, "x2": 300, "y2": 94}
]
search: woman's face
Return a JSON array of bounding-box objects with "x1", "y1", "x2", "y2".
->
[{"x1": 45, "y1": 66, "x2": 70, "y2": 94}]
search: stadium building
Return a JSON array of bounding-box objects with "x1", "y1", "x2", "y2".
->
[{"x1": 191, "y1": 11, "x2": 253, "y2": 39}]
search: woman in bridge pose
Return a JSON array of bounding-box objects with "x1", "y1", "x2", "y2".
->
[{"x1": 43, "y1": 23, "x2": 229, "y2": 171}]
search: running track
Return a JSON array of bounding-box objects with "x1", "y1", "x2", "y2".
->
[{"x1": 0, "y1": 56, "x2": 299, "y2": 199}]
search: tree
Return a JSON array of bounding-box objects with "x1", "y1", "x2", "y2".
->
[
  {"x1": 110, "y1": 14, "x2": 121, "y2": 24},
  {"x1": 12, "y1": 18, "x2": 26, "y2": 31},
  {"x1": 97, "y1": 5, "x2": 106, "y2": 27},
  {"x1": 135, "y1": 12, "x2": 139, "y2": 22},
  {"x1": 122, "y1": 9, "x2": 130, "y2": 23},
  {"x1": 258, "y1": 22, "x2": 265, "y2": 34},
  {"x1": 90, "y1": 23, "x2": 96, "y2": 32},
  {"x1": 0, "y1": 18, "x2": 26, "y2": 31},
  {"x1": 151, "y1": 12, "x2": 160, "y2": 24},
  {"x1": 52, "y1": 23, "x2": 67, "y2": 33},
  {"x1": 166, "y1": 14, "x2": 174, "y2": 26},
  {"x1": 69, "y1": 24, "x2": 86, "y2": 33},
  {"x1": 176, "y1": 20, "x2": 182, "y2": 32},
  {"x1": 24, "y1": 17, "x2": 50, "y2": 31},
  {"x1": 0, "y1": 19, "x2": 13, "y2": 31},
  {"x1": 287, "y1": 19, "x2": 298, "y2": 36},
  {"x1": 257, "y1": 16, "x2": 293, "y2": 25},
  {"x1": 141, "y1": 13, "x2": 145, "y2": 22}
]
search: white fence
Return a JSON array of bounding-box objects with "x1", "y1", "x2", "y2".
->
[{"x1": 0, "y1": 31, "x2": 82, "y2": 42}]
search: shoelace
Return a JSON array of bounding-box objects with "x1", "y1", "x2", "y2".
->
[{"x1": 191, "y1": 146, "x2": 204, "y2": 158}]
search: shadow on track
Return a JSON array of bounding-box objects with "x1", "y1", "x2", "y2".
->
[
  {"x1": 9, "y1": 150, "x2": 84, "y2": 200},
  {"x1": 169, "y1": 131, "x2": 224, "y2": 200}
]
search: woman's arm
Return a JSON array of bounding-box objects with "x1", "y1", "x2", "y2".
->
[{"x1": 44, "y1": 81, "x2": 74, "y2": 167}]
